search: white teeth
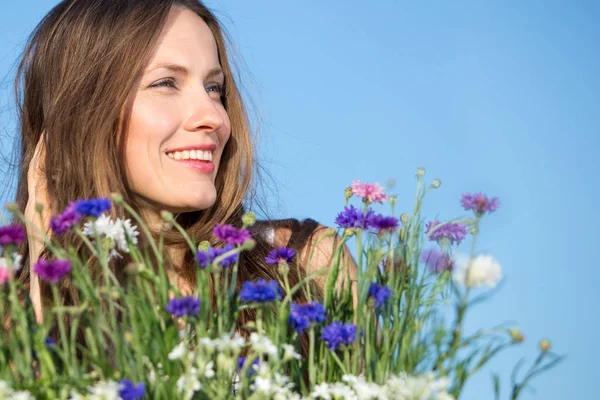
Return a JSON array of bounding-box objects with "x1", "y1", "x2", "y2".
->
[{"x1": 166, "y1": 150, "x2": 213, "y2": 162}]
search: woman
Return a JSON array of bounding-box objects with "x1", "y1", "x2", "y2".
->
[{"x1": 10, "y1": 0, "x2": 356, "y2": 347}]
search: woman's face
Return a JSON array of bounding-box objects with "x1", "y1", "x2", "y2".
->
[{"x1": 125, "y1": 7, "x2": 230, "y2": 216}]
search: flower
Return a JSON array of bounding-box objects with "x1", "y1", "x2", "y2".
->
[
  {"x1": 453, "y1": 253, "x2": 502, "y2": 288},
  {"x1": 33, "y1": 259, "x2": 71, "y2": 283},
  {"x1": 196, "y1": 244, "x2": 238, "y2": 269},
  {"x1": 425, "y1": 220, "x2": 467, "y2": 245},
  {"x1": 367, "y1": 283, "x2": 392, "y2": 308},
  {"x1": 166, "y1": 296, "x2": 201, "y2": 318},
  {"x1": 0, "y1": 253, "x2": 23, "y2": 272},
  {"x1": 118, "y1": 380, "x2": 145, "y2": 400},
  {"x1": 421, "y1": 248, "x2": 453, "y2": 273},
  {"x1": 289, "y1": 301, "x2": 327, "y2": 334},
  {"x1": 265, "y1": 247, "x2": 296, "y2": 265},
  {"x1": 321, "y1": 322, "x2": 359, "y2": 351},
  {"x1": 237, "y1": 356, "x2": 260, "y2": 376},
  {"x1": 176, "y1": 367, "x2": 201, "y2": 397},
  {"x1": 0, "y1": 268, "x2": 9, "y2": 284},
  {"x1": 212, "y1": 223, "x2": 252, "y2": 246},
  {"x1": 50, "y1": 202, "x2": 82, "y2": 234},
  {"x1": 350, "y1": 180, "x2": 387, "y2": 204},
  {"x1": 335, "y1": 205, "x2": 373, "y2": 229},
  {"x1": 168, "y1": 342, "x2": 187, "y2": 360},
  {"x1": 74, "y1": 198, "x2": 112, "y2": 217},
  {"x1": 0, "y1": 224, "x2": 25, "y2": 246},
  {"x1": 460, "y1": 192, "x2": 499, "y2": 215},
  {"x1": 367, "y1": 214, "x2": 399, "y2": 234},
  {"x1": 239, "y1": 279, "x2": 282, "y2": 303},
  {"x1": 82, "y1": 213, "x2": 139, "y2": 260}
]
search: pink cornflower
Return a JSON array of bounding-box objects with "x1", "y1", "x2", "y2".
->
[{"x1": 350, "y1": 180, "x2": 387, "y2": 204}]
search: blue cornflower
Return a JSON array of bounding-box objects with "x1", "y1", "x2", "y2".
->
[
  {"x1": 44, "y1": 336, "x2": 56, "y2": 348},
  {"x1": 321, "y1": 322, "x2": 360, "y2": 351},
  {"x1": 166, "y1": 296, "x2": 201, "y2": 318},
  {"x1": 367, "y1": 214, "x2": 399, "y2": 234},
  {"x1": 74, "y1": 198, "x2": 112, "y2": 217},
  {"x1": 265, "y1": 247, "x2": 296, "y2": 265},
  {"x1": 196, "y1": 244, "x2": 238, "y2": 269},
  {"x1": 237, "y1": 356, "x2": 259, "y2": 376},
  {"x1": 460, "y1": 192, "x2": 500, "y2": 215},
  {"x1": 239, "y1": 279, "x2": 282, "y2": 303},
  {"x1": 118, "y1": 379, "x2": 145, "y2": 400},
  {"x1": 335, "y1": 205, "x2": 374, "y2": 229},
  {"x1": 213, "y1": 223, "x2": 252, "y2": 246},
  {"x1": 367, "y1": 283, "x2": 392, "y2": 308},
  {"x1": 425, "y1": 219, "x2": 467, "y2": 245},
  {"x1": 289, "y1": 301, "x2": 327, "y2": 334},
  {"x1": 420, "y1": 248, "x2": 453, "y2": 273}
]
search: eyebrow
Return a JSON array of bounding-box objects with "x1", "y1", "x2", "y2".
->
[{"x1": 145, "y1": 63, "x2": 224, "y2": 79}]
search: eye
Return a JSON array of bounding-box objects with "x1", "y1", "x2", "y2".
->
[
  {"x1": 206, "y1": 82, "x2": 226, "y2": 97},
  {"x1": 150, "y1": 78, "x2": 178, "y2": 90}
]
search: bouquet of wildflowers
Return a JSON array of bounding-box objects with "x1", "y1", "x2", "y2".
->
[{"x1": 0, "y1": 167, "x2": 561, "y2": 399}]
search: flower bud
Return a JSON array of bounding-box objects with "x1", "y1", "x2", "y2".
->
[
  {"x1": 198, "y1": 240, "x2": 211, "y2": 252},
  {"x1": 110, "y1": 193, "x2": 124, "y2": 204},
  {"x1": 400, "y1": 213, "x2": 409, "y2": 224},
  {"x1": 510, "y1": 328, "x2": 524, "y2": 343},
  {"x1": 124, "y1": 331, "x2": 133, "y2": 344},
  {"x1": 388, "y1": 195, "x2": 397, "y2": 207},
  {"x1": 344, "y1": 186, "x2": 353, "y2": 202},
  {"x1": 242, "y1": 211, "x2": 256, "y2": 227},
  {"x1": 539, "y1": 339, "x2": 551, "y2": 352},
  {"x1": 431, "y1": 179, "x2": 441, "y2": 189},
  {"x1": 241, "y1": 239, "x2": 256, "y2": 251},
  {"x1": 321, "y1": 227, "x2": 337, "y2": 239},
  {"x1": 5, "y1": 202, "x2": 18, "y2": 213},
  {"x1": 160, "y1": 210, "x2": 174, "y2": 222},
  {"x1": 416, "y1": 167, "x2": 426, "y2": 177},
  {"x1": 35, "y1": 203, "x2": 44, "y2": 213},
  {"x1": 278, "y1": 261, "x2": 289, "y2": 276}
]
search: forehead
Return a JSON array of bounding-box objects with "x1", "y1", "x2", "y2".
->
[{"x1": 147, "y1": 7, "x2": 220, "y2": 68}]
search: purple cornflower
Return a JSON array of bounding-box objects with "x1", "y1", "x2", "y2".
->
[
  {"x1": 118, "y1": 379, "x2": 145, "y2": 400},
  {"x1": 289, "y1": 301, "x2": 327, "y2": 334},
  {"x1": 239, "y1": 279, "x2": 282, "y2": 303},
  {"x1": 460, "y1": 192, "x2": 500, "y2": 215},
  {"x1": 368, "y1": 283, "x2": 393, "y2": 308},
  {"x1": 265, "y1": 247, "x2": 296, "y2": 265},
  {"x1": 321, "y1": 322, "x2": 360, "y2": 351},
  {"x1": 33, "y1": 259, "x2": 71, "y2": 283},
  {"x1": 425, "y1": 219, "x2": 467, "y2": 245},
  {"x1": 74, "y1": 198, "x2": 112, "y2": 217},
  {"x1": 335, "y1": 205, "x2": 373, "y2": 229},
  {"x1": 420, "y1": 248, "x2": 453, "y2": 273},
  {"x1": 0, "y1": 224, "x2": 25, "y2": 246},
  {"x1": 50, "y1": 202, "x2": 82, "y2": 235},
  {"x1": 213, "y1": 223, "x2": 252, "y2": 246},
  {"x1": 196, "y1": 244, "x2": 238, "y2": 269},
  {"x1": 367, "y1": 214, "x2": 399, "y2": 234},
  {"x1": 166, "y1": 296, "x2": 201, "y2": 318}
]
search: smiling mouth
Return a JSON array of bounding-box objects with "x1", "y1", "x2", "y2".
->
[{"x1": 165, "y1": 149, "x2": 213, "y2": 162}]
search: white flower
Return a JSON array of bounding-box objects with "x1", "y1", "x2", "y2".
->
[
  {"x1": 0, "y1": 381, "x2": 34, "y2": 400},
  {"x1": 11, "y1": 392, "x2": 34, "y2": 400},
  {"x1": 385, "y1": 373, "x2": 453, "y2": 400},
  {"x1": 312, "y1": 382, "x2": 331, "y2": 399},
  {"x1": 452, "y1": 253, "x2": 502, "y2": 288},
  {"x1": 82, "y1": 213, "x2": 139, "y2": 260},
  {"x1": 168, "y1": 341, "x2": 187, "y2": 360},
  {"x1": 0, "y1": 253, "x2": 22, "y2": 271},
  {"x1": 87, "y1": 380, "x2": 121, "y2": 400},
  {"x1": 282, "y1": 344, "x2": 301, "y2": 361},
  {"x1": 203, "y1": 360, "x2": 215, "y2": 378},
  {"x1": 251, "y1": 376, "x2": 272, "y2": 393},
  {"x1": 249, "y1": 332, "x2": 278, "y2": 357},
  {"x1": 177, "y1": 367, "x2": 202, "y2": 399}
]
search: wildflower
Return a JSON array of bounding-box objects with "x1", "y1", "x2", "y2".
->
[
  {"x1": 350, "y1": 180, "x2": 387, "y2": 204},
  {"x1": 265, "y1": 247, "x2": 296, "y2": 265},
  {"x1": 453, "y1": 254, "x2": 502, "y2": 288},
  {"x1": 385, "y1": 372, "x2": 454, "y2": 399},
  {"x1": 87, "y1": 380, "x2": 121, "y2": 399},
  {"x1": 0, "y1": 268, "x2": 9, "y2": 284},
  {"x1": 74, "y1": 198, "x2": 112, "y2": 217},
  {"x1": 460, "y1": 192, "x2": 499, "y2": 215},
  {"x1": 0, "y1": 224, "x2": 25, "y2": 246},
  {"x1": 33, "y1": 259, "x2": 71, "y2": 283},
  {"x1": 212, "y1": 223, "x2": 252, "y2": 246},
  {"x1": 425, "y1": 220, "x2": 467, "y2": 245},
  {"x1": 239, "y1": 279, "x2": 282, "y2": 303},
  {"x1": 82, "y1": 213, "x2": 139, "y2": 260},
  {"x1": 176, "y1": 367, "x2": 201, "y2": 397},
  {"x1": 510, "y1": 329, "x2": 525, "y2": 343},
  {"x1": 288, "y1": 301, "x2": 327, "y2": 334},
  {"x1": 249, "y1": 332, "x2": 278, "y2": 357},
  {"x1": 421, "y1": 248, "x2": 453, "y2": 273},
  {"x1": 50, "y1": 202, "x2": 81, "y2": 234},
  {"x1": 321, "y1": 322, "x2": 360, "y2": 351},
  {"x1": 335, "y1": 205, "x2": 373, "y2": 229},
  {"x1": 0, "y1": 252, "x2": 21, "y2": 283},
  {"x1": 539, "y1": 339, "x2": 551, "y2": 352},
  {"x1": 196, "y1": 244, "x2": 238, "y2": 269},
  {"x1": 118, "y1": 380, "x2": 145, "y2": 400},
  {"x1": 168, "y1": 342, "x2": 187, "y2": 360},
  {"x1": 367, "y1": 214, "x2": 399, "y2": 234},
  {"x1": 282, "y1": 344, "x2": 301, "y2": 361},
  {"x1": 237, "y1": 356, "x2": 259, "y2": 376},
  {"x1": 367, "y1": 283, "x2": 392, "y2": 308},
  {"x1": 166, "y1": 296, "x2": 201, "y2": 318}
]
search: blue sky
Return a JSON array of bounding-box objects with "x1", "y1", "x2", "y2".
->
[{"x1": 1, "y1": 1, "x2": 598, "y2": 398}]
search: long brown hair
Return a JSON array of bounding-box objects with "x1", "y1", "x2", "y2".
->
[{"x1": 8, "y1": 0, "x2": 323, "y2": 355}]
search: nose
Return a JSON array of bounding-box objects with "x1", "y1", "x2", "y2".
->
[{"x1": 183, "y1": 92, "x2": 225, "y2": 133}]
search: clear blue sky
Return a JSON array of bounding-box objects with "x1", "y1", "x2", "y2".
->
[{"x1": 1, "y1": 1, "x2": 598, "y2": 399}]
